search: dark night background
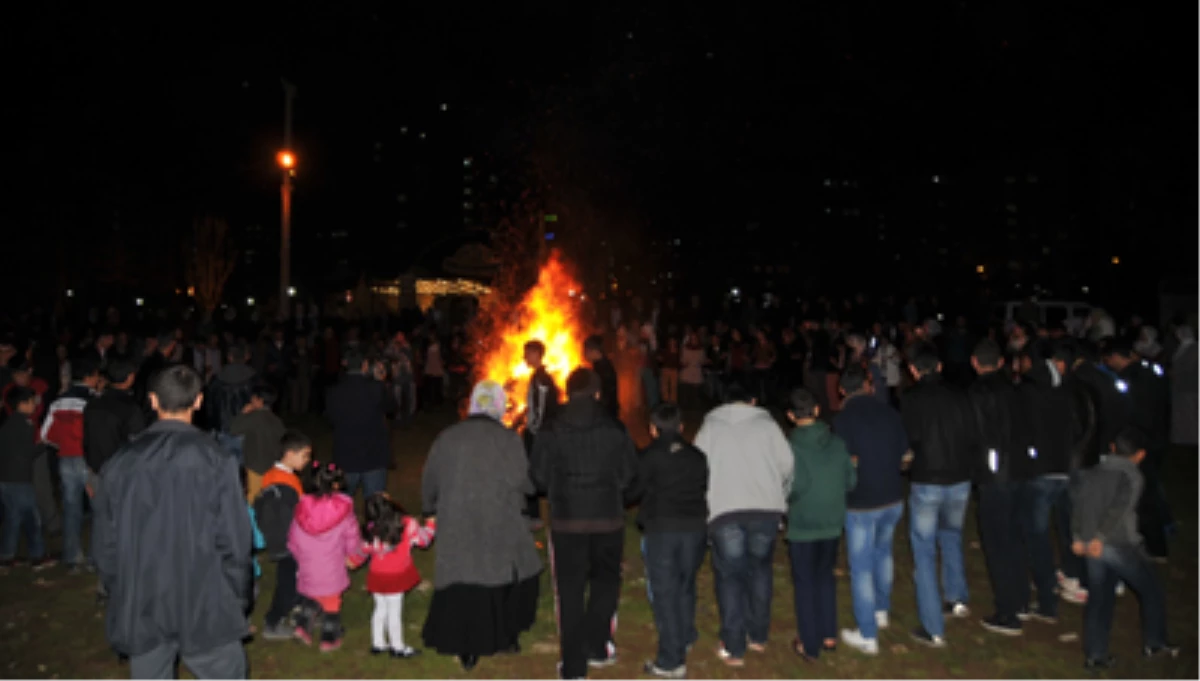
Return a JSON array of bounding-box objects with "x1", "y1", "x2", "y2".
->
[{"x1": 8, "y1": 2, "x2": 1197, "y2": 319}]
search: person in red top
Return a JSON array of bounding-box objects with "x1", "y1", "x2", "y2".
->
[
  {"x1": 41, "y1": 358, "x2": 100, "y2": 570},
  {"x1": 362, "y1": 492, "x2": 436, "y2": 658}
]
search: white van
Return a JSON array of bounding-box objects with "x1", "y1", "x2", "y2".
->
[{"x1": 993, "y1": 300, "x2": 1092, "y2": 332}]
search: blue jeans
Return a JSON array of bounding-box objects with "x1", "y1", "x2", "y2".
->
[
  {"x1": 59, "y1": 456, "x2": 90, "y2": 566},
  {"x1": 1084, "y1": 544, "x2": 1167, "y2": 660},
  {"x1": 644, "y1": 531, "x2": 707, "y2": 670},
  {"x1": 641, "y1": 537, "x2": 653, "y2": 603},
  {"x1": 0, "y1": 483, "x2": 45, "y2": 560},
  {"x1": 710, "y1": 517, "x2": 778, "y2": 658},
  {"x1": 909, "y1": 481, "x2": 971, "y2": 637},
  {"x1": 1021, "y1": 476, "x2": 1069, "y2": 616},
  {"x1": 845, "y1": 502, "x2": 904, "y2": 639},
  {"x1": 343, "y1": 469, "x2": 387, "y2": 503}
]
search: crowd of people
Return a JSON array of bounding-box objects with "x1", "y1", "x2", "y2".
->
[{"x1": 0, "y1": 295, "x2": 1194, "y2": 679}]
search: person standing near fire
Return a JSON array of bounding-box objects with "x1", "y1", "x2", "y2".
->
[
  {"x1": 522, "y1": 340, "x2": 560, "y2": 530},
  {"x1": 585, "y1": 335, "x2": 620, "y2": 421}
]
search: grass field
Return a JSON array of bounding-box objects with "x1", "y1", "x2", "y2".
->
[{"x1": 0, "y1": 406, "x2": 1195, "y2": 679}]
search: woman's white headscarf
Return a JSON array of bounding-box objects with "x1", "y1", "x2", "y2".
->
[{"x1": 468, "y1": 380, "x2": 507, "y2": 421}]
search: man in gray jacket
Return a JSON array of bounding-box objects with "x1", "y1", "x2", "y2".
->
[
  {"x1": 694, "y1": 382, "x2": 793, "y2": 668},
  {"x1": 1071, "y1": 427, "x2": 1178, "y2": 671}
]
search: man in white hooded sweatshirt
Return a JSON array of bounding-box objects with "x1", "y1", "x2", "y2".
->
[{"x1": 694, "y1": 382, "x2": 794, "y2": 668}]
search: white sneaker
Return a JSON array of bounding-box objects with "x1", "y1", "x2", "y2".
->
[
  {"x1": 841, "y1": 629, "x2": 879, "y2": 656},
  {"x1": 875, "y1": 611, "x2": 890, "y2": 630},
  {"x1": 1061, "y1": 584, "x2": 1088, "y2": 605},
  {"x1": 946, "y1": 602, "x2": 970, "y2": 619}
]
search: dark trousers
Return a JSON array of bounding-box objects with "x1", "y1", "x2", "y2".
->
[
  {"x1": 1137, "y1": 447, "x2": 1170, "y2": 559},
  {"x1": 31, "y1": 446, "x2": 61, "y2": 535},
  {"x1": 129, "y1": 639, "x2": 246, "y2": 679},
  {"x1": 551, "y1": 528, "x2": 624, "y2": 679},
  {"x1": 1084, "y1": 543, "x2": 1168, "y2": 660},
  {"x1": 977, "y1": 480, "x2": 1028, "y2": 622},
  {"x1": 787, "y1": 538, "x2": 839, "y2": 659},
  {"x1": 644, "y1": 531, "x2": 707, "y2": 670},
  {"x1": 1020, "y1": 476, "x2": 1069, "y2": 616},
  {"x1": 265, "y1": 556, "x2": 298, "y2": 627},
  {"x1": 521, "y1": 432, "x2": 541, "y2": 520}
]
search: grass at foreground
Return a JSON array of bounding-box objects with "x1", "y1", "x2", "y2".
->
[{"x1": 0, "y1": 407, "x2": 1196, "y2": 679}]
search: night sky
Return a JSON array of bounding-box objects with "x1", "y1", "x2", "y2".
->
[{"x1": 9, "y1": 2, "x2": 1196, "y2": 311}]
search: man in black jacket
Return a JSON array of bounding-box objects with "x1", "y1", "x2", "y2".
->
[
  {"x1": 83, "y1": 359, "x2": 147, "y2": 601},
  {"x1": 968, "y1": 339, "x2": 1036, "y2": 636},
  {"x1": 531, "y1": 368, "x2": 639, "y2": 679},
  {"x1": 94, "y1": 364, "x2": 251, "y2": 679},
  {"x1": 1016, "y1": 356, "x2": 1083, "y2": 622},
  {"x1": 899, "y1": 344, "x2": 977, "y2": 648},
  {"x1": 84, "y1": 359, "x2": 147, "y2": 476},
  {"x1": 585, "y1": 335, "x2": 620, "y2": 421},
  {"x1": 522, "y1": 340, "x2": 560, "y2": 526},
  {"x1": 631, "y1": 403, "x2": 708, "y2": 679},
  {"x1": 204, "y1": 345, "x2": 258, "y2": 435},
  {"x1": 1048, "y1": 340, "x2": 1099, "y2": 604},
  {"x1": 1103, "y1": 338, "x2": 1172, "y2": 561},
  {"x1": 326, "y1": 348, "x2": 396, "y2": 502}
]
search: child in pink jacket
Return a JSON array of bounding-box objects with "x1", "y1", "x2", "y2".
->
[{"x1": 288, "y1": 461, "x2": 366, "y2": 652}]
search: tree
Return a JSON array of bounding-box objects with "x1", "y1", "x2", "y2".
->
[{"x1": 185, "y1": 217, "x2": 238, "y2": 317}]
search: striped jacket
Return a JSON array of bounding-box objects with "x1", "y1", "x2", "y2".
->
[{"x1": 42, "y1": 384, "x2": 94, "y2": 458}]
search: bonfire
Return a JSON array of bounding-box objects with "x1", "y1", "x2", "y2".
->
[{"x1": 474, "y1": 250, "x2": 588, "y2": 424}]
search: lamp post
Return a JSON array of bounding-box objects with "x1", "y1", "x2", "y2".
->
[{"x1": 279, "y1": 79, "x2": 297, "y2": 320}]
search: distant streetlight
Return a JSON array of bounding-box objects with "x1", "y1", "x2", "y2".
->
[
  {"x1": 279, "y1": 78, "x2": 297, "y2": 321},
  {"x1": 1111, "y1": 256, "x2": 1120, "y2": 265},
  {"x1": 287, "y1": 286, "x2": 297, "y2": 297},
  {"x1": 66, "y1": 289, "x2": 74, "y2": 298},
  {"x1": 976, "y1": 265, "x2": 985, "y2": 274},
  {"x1": 247, "y1": 297, "x2": 256, "y2": 306},
  {"x1": 135, "y1": 298, "x2": 144, "y2": 307}
]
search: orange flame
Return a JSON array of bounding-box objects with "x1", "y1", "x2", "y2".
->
[{"x1": 477, "y1": 251, "x2": 587, "y2": 422}]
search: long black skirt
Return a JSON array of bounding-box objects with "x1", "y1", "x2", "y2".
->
[{"x1": 422, "y1": 573, "x2": 541, "y2": 657}]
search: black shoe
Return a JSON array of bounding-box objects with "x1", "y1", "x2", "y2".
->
[
  {"x1": 587, "y1": 652, "x2": 618, "y2": 668},
  {"x1": 460, "y1": 654, "x2": 478, "y2": 671},
  {"x1": 391, "y1": 647, "x2": 422, "y2": 659},
  {"x1": 1144, "y1": 644, "x2": 1180, "y2": 659},
  {"x1": 370, "y1": 647, "x2": 389, "y2": 656},
  {"x1": 1084, "y1": 655, "x2": 1116, "y2": 671},
  {"x1": 909, "y1": 627, "x2": 947, "y2": 649},
  {"x1": 980, "y1": 615, "x2": 1023, "y2": 637}
]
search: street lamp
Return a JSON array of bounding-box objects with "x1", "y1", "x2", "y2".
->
[{"x1": 279, "y1": 79, "x2": 297, "y2": 321}]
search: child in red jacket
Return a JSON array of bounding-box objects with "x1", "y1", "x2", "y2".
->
[{"x1": 363, "y1": 492, "x2": 435, "y2": 658}]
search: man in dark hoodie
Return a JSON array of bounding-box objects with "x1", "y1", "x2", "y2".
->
[
  {"x1": 1016, "y1": 353, "x2": 1083, "y2": 622},
  {"x1": 133, "y1": 331, "x2": 177, "y2": 415},
  {"x1": 631, "y1": 403, "x2": 709, "y2": 679},
  {"x1": 968, "y1": 339, "x2": 1035, "y2": 636},
  {"x1": 1072, "y1": 427, "x2": 1178, "y2": 670},
  {"x1": 531, "y1": 368, "x2": 638, "y2": 679},
  {"x1": 899, "y1": 344, "x2": 977, "y2": 648}
]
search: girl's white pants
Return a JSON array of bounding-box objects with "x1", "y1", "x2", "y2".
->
[{"x1": 371, "y1": 593, "x2": 406, "y2": 651}]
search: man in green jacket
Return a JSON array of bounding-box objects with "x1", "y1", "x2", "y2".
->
[{"x1": 784, "y1": 388, "x2": 856, "y2": 662}]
